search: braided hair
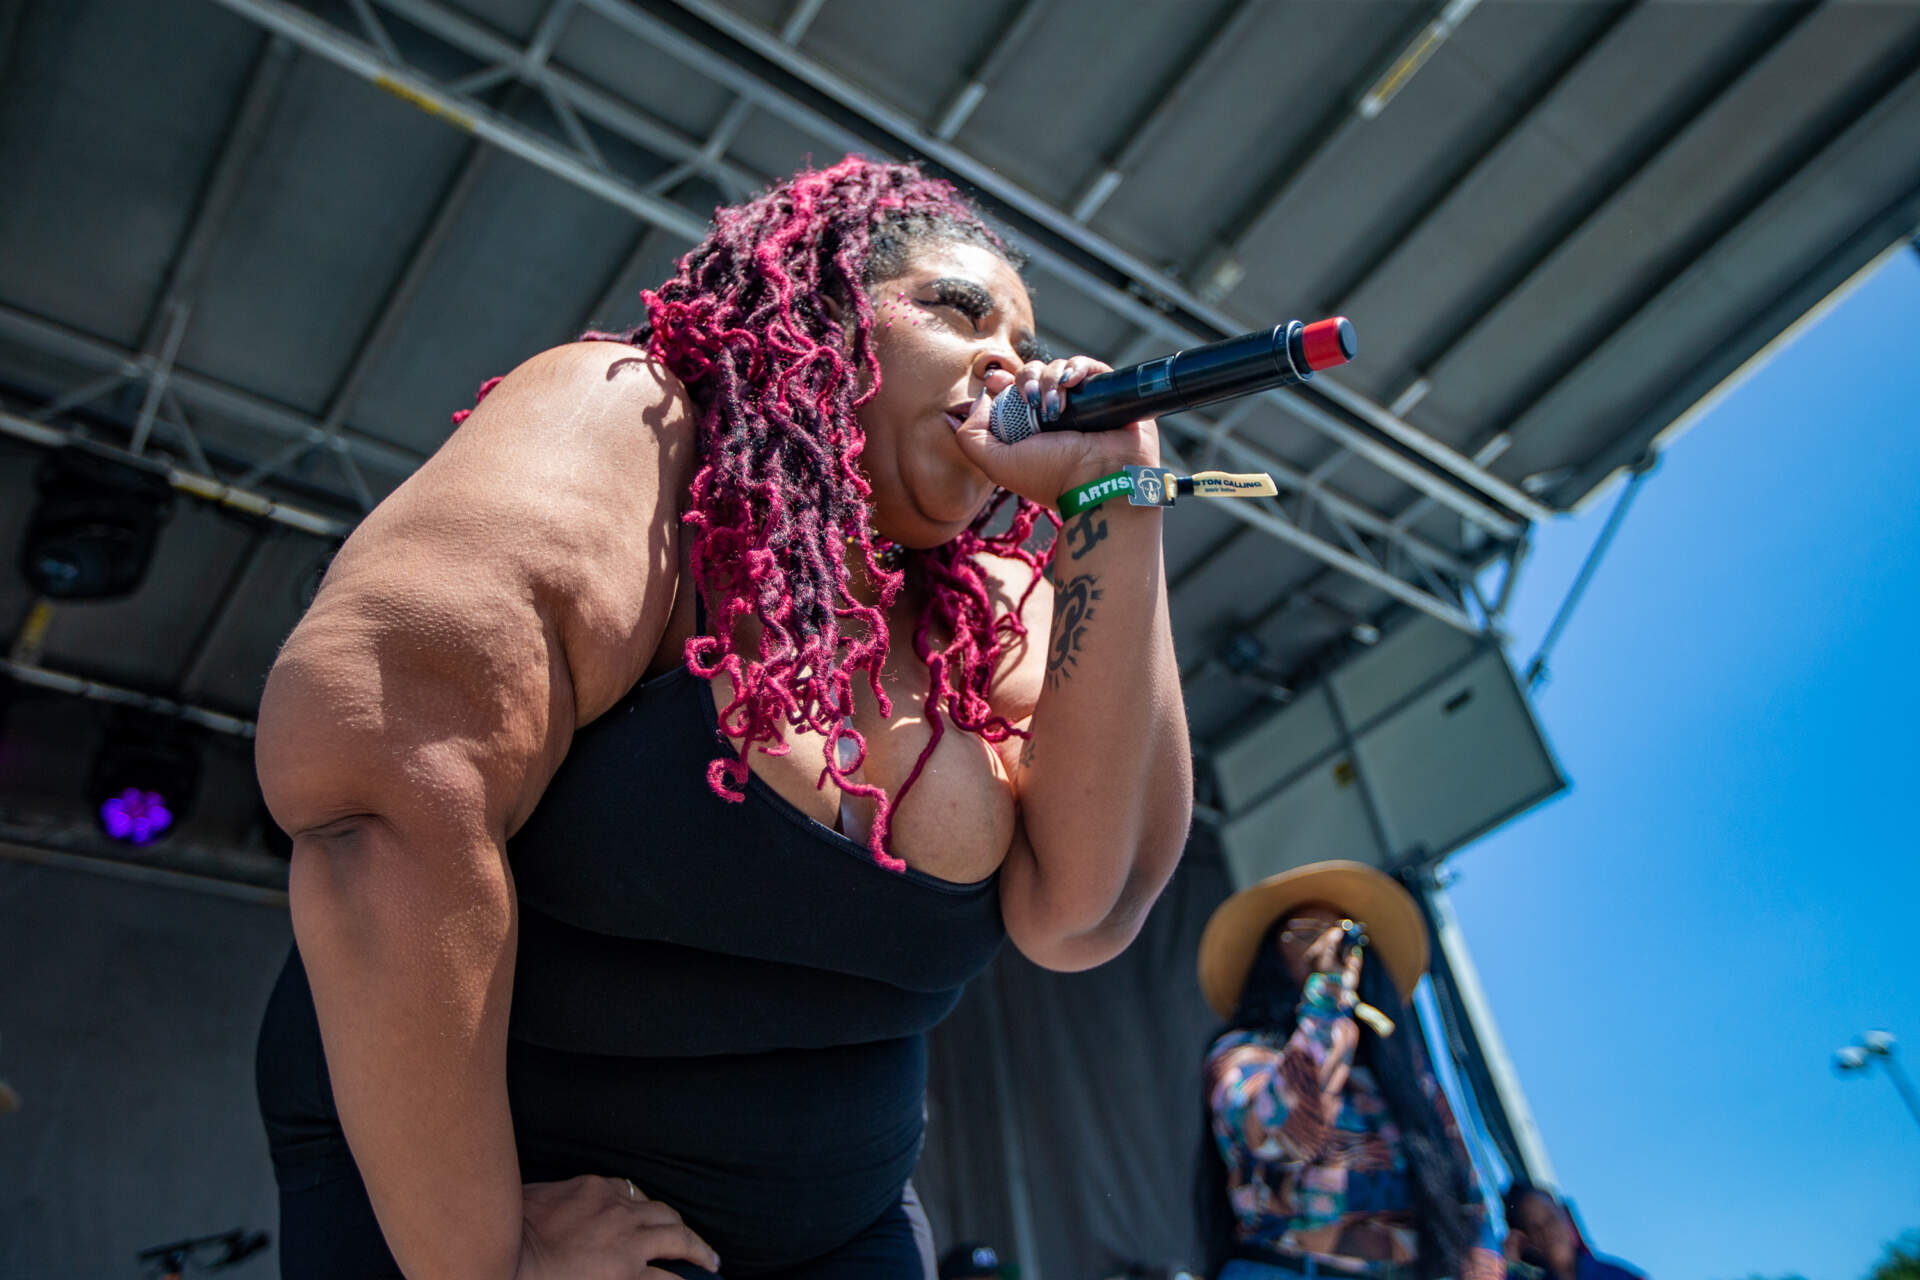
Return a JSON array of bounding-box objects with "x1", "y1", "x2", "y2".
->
[{"x1": 551, "y1": 156, "x2": 1055, "y2": 868}]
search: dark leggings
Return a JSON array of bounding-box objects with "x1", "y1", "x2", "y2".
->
[{"x1": 276, "y1": 1172, "x2": 933, "y2": 1280}]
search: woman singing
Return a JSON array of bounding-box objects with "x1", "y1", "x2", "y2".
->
[
  {"x1": 253, "y1": 156, "x2": 1190, "y2": 1279},
  {"x1": 1194, "y1": 861, "x2": 1504, "y2": 1279}
]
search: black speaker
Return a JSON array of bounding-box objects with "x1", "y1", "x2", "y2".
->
[{"x1": 19, "y1": 444, "x2": 176, "y2": 600}]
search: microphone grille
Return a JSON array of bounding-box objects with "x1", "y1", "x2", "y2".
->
[{"x1": 988, "y1": 388, "x2": 1036, "y2": 444}]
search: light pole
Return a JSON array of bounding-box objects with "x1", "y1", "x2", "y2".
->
[{"x1": 1833, "y1": 1029, "x2": 1920, "y2": 1133}]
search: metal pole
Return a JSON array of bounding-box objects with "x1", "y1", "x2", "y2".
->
[
  {"x1": 1524, "y1": 451, "x2": 1657, "y2": 690},
  {"x1": 1419, "y1": 874, "x2": 1557, "y2": 1185},
  {"x1": 0, "y1": 410, "x2": 352, "y2": 539},
  {"x1": 1878, "y1": 1050, "x2": 1920, "y2": 1134}
]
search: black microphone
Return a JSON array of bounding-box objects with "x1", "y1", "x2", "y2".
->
[{"x1": 988, "y1": 317, "x2": 1355, "y2": 444}]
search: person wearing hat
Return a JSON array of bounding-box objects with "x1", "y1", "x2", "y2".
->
[{"x1": 1194, "y1": 861, "x2": 1504, "y2": 1280}]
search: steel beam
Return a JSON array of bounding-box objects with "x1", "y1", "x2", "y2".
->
[
  {"x1": 1564, "y1": 175, "x2": 1920, "y2": 508},
  {"x1": 1500, "y1": 36, "x2": 1920, "y2": 500},
  {"x1": 580, "y1": 223, "x2": 669, "y2": 334},
  {"x1": 2, "y1": 658, "x2": 256, "y2": 738},
  {"x1": 371, "y1": 0, "x2": 761, "y2": 196},
  {"x1": 0, "y1": 303, "x2": 425, "y2": 486},
  {"x1": 296, "y1": 118, "x2": 505, "y2": 501},
  {"x1": 1067, "y1": 0, "x2": 1262, "y2": 223},
  {"x1": 1193, "y1": 0, "x2": 1475, "y2": 288},
  {"x1": 1160, "y1": 416, "x2": 1474, "y2": 579},
  {"x1": 134, "y1": 35, "x2": 295, "y2": 356},
  {"x1": 1165, "y1": 485, "x2": 1475, "y2": 635},
  {"x1": 930, "y1": 0, "x2": 1051, "y2": 142},
  {"x1": 206, "y1": 0, "x2": 1522, "y2": 598},
  {"x1": 0, "y1": 410, "x2": 352, "y2": 539},
  {"x1": 1153, "y1": 434, "x2": 1477, "y2": 638},
  {"x1": 199, "y1": 0, "x2": 1529, "y2": 608},
  {"x1": 1401, "y1": 2, "x2": 1819, "y2": 402},
  {"x1": 1311, "y1": 2, "x2": 1639, "y2": 318},
  {"x1": 625, "y1": 0, "x2": 1535, "y2": 529},
  {"x1": 130, "y1": 300, "x2": 191, "y2": 456},
  {"x1": 208, "y1": 0, "x2": 711, "y2": 241}
]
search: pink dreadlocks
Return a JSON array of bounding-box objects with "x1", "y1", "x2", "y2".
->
[{"x1": 465, "y1": 157, "x2": 1056, "y2": 869}]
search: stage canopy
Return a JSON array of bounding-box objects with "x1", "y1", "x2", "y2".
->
[
  {"x1": 6, "y1": 0, "x2": 1919, "y2": 826},
  {"x1": 4, "y1": 2, "x2": 1920, "y2": 1275}
]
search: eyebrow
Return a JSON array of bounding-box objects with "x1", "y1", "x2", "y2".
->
[{"x1": 926, "y1": 276, "x2": 1046, "y2": 363}]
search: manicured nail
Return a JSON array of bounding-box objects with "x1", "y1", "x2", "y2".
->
[{"x1": 1043, "y1": 388, "x2": 1063, "y2": 421}]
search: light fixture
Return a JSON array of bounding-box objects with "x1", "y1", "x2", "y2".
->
[
  {"x1": 20, "y1": 444, "x2": 175, "y2": 600},
  {"x1": 88, "y1": 717, "x2": 199, "y2": 848},
  {"x1": 1832, "y1": 1029, "x2": 1920, "y2": 1132},
  {"x1": 1217, "y1": 627, "x2": 1292, "y2": 704}
]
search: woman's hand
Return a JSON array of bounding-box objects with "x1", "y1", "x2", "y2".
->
[
  {"x1": 1301, "y1": 923, "x2": 1364, "y2": 1011},
  {"x1": 516, "y1": 1176, "x2": 721, "y2": 1279},
  {"x1": 951, "y1": 356, "x2": 1160, "y2": 508}
]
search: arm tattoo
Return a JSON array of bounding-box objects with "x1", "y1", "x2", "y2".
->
[
  {"x1": 1045, "y1": 572, "x2": 1101, "y2": 691},
  {"x1": 1017, "y1": 734, "x2": 1036, "y2": 771},
  {"x1": 1063, "y1": 510, "x2": 1109, "y2": 560}
]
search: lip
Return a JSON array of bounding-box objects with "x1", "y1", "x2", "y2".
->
[{"x1": 943, "y1": 399, "x2": 979, "y2": 429}]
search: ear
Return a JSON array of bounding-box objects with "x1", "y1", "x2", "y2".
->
[{"x1": 820, "y1": 287, "x2": 859, "y2": 354}]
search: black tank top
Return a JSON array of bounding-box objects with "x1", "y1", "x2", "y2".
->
[{"x1": 257, "y1": 662, "x2": 1005, "y2": 1274}]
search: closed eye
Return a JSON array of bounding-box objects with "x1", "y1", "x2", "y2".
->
[
  {"x1": 927, "y1": 278, "x2": 992, "y2": 324},
  {"x1": 924, "y1": 276, "x2": 1046, "y2": 361}
]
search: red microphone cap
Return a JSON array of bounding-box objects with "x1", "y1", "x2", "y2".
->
[{"x1": 1301, "y1": 317, "x2": 1356, "y2": 371}]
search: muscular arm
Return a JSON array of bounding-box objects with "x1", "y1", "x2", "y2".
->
[
  {"x1": 994, "y1": 492, "x2": 1192, "y2": 971},
  {"x1": 256, "y1": 344, "x2": 691, "y2": 1279}
]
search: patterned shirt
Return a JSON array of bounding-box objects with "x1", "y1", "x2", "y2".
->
[{"x1": 1206, "y1": 975, "x2": 1504, "y2": 1278}]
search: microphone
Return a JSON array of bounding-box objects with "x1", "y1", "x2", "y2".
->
[{"x1": 988, "y1": 317, "x2": 1355, "y2": 444}]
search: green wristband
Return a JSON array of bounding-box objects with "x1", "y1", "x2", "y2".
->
[{"x1": 1058, "y1": 469, "x2": 1134, "y2": 517}]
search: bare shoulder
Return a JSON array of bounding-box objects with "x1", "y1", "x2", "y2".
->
[
  {"x1": 974, "y1": 543, "x2": 1053, "y2": 725},
  {"x1": 363, "y1": 340, "x2": 697, "y2": 716},
  {"x1": 259, "y1": 342, "x2": 696, "y2": 839}
]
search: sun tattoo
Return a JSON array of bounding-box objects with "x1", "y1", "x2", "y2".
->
[{"x1": 1046, "y1": 573, "x2": 1101, "y2": 691}]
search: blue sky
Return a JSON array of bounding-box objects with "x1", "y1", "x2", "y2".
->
[{"x1": 1448, "y1": 245, "x2": 1920, "y2": 1280}]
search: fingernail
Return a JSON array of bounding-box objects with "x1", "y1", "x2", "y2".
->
[{"x1": 1043, "y1": 388, "x2": 1063, "y2": 421}]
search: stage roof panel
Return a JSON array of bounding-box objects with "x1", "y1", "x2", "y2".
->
[{"x1": 2, "y1": 0, "x2": 1918, "y2": 849}]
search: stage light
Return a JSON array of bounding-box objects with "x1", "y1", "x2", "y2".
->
[
  {"x1": 99, "y1": 787, "x2": 174, "y2": 845},
  {"x1": 88, "y1": 718, "x2": 199, "y2": 848},
  {"x1": 19, "y1": 444, "x2": 175, "y2": 600}
]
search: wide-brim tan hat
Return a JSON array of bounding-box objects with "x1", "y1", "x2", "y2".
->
[{"x1": 1197, "y1": 860, "x2": 1429, "y2": 1019}]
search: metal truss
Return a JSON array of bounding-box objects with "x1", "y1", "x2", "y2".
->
[
  {"x1": 171, "y1": 0, "x2": 1513, "y2": 636},
  {"x1": 0, "y1": 408, "x2": 350, "y2": 539},
  {"x1": 1159, "y1": 420, "x2": 1480, "y2": 634},
  {"x1": 1390, "y1": 2, "x2": 1820, "y2": 423},
  {"x1": 643, "y1": 0, "x2": 1549, "y2": 530},
  {"x1": 2, "y1": 656, "x2": 258, "y2": 738},
  {"x1": 0, "y1": 302, "x2": 425, "y2": 496}
]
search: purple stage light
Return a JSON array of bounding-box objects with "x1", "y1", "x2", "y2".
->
[{"x1": 99, "y1": 787, "x2": 174, "y2": 846}]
